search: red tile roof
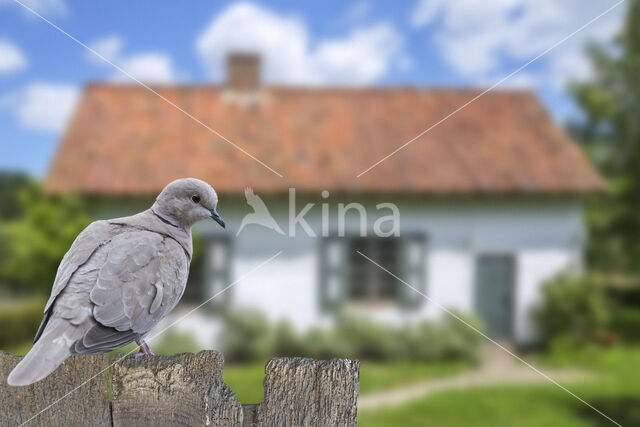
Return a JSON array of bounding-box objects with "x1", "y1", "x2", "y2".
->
[{"x1": 45, "y1": 84, "x2": 606, "y2": 195}]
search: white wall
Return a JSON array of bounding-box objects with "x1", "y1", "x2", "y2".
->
[{"x1": 188, "y1": 195, "x2": 584, "y2": 345}]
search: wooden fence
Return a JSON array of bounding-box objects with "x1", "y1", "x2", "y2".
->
[{"x1": 0, "y1": 351, "x2": 359, "y2": 426}]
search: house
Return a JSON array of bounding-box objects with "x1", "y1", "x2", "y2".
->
[{"x1": 46, "y1": 54, "x2": 606, "y2": 345}]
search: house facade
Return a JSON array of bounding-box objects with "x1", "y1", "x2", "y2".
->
[{"x1": 46, "y1": 55, "x2": 605, "y2": 345}]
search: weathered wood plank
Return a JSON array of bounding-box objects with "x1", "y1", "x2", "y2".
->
[
  {"x1": 0, "y1": 351, "x2": 111, "y2": 426},
  {"x1": 111, "y1": 351, "x2": 243, "y2": 427},
  {"x1": 241, "y1": 404, "x2": 259, "y2": 426},
  {"x1": 255, "y1": 358, "x2": 360, "y2": 427}
]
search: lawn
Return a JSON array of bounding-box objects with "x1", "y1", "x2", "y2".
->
[
  {"x1": 358, "y1": 346, "x2": 640, "y2": 427},
  {"x1": 223, "y1": 359, "x2": 470, "y2": 404}
]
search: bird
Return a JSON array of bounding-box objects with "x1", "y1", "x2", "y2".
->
[
  {"x1": 7, "y1": 178, "x2": 226, "y2": 386},
  {"x1": 236, "y1": 187, "x2": 285, "y2": 236}
]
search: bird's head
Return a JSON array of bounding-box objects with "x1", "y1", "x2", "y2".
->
[{"x1": 152, "y1": 178, "x2": 225, "y2": 229}]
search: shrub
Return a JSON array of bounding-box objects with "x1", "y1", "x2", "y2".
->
[
  {"x1": 304, "y1": 327, "x2": 353, "y2": 360},
  {"x1": 332, "y1": 314, "x2": 407, "y2": 360},
  {"x1": 151, "y1": 330, "x2": 203, "y2": 355},
  {"x1": 0, "y1": 298, "x2": 45, "y2": 348},
  {"x1": 405, "y1": 313, "x2": 484, "y2": 364},
  {"x1": 439, "y1": 313, "x2": 485, "y2": 363},
  {"x1": 405, "y1": 320, "x2": 447, "y2": 360},
  {"x1": 533, "y1": 273, "x2": 610, "y2": 346},
  {"x1": 220, "y1": 308, "x2": 483, "y2": 363},
  {"x1": 272, "y1": 320, "x2": 308, "y2": 358},
  {"x1": 219, "y1": 308, "x2": 272, "y2": 362}
]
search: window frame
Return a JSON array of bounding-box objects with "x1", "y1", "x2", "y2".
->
[{"x1": 319, "y1": 232, "x2": 427, "y2": 312}]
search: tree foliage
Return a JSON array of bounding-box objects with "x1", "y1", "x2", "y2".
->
[
  {"x1": 571, "y1": 0, "x2": 640, "y2": 273},
  {"x1": 0, "y1": 172, "x2": 30, "y2": 220},
  {"x1": 0, "y1": 182, "x2": 91, "y2": 295}
]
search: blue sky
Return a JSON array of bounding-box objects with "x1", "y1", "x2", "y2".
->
[{"x1": 0, "y1": 0, "x2": 626, "y2": 176}]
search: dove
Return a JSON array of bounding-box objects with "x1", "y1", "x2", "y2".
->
[
  {"x1": 7, "y1": 178, "x2": 225, "y2": 386},
  {"x1": 236, "y1": 187, "x2": 284, "y2": 236}
]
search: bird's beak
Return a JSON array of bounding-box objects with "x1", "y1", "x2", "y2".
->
[{"x1": 210, "y1": 210, "x2": 225, "y2": 228}]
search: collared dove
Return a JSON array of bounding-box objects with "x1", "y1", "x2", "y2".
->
[{"x1": 7, "y1": 178, "x2": 225, "y2": 386}]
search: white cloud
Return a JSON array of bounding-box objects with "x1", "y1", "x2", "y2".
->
[
  {"x1": 313, "y1": 24, "x2": 404, "y2": 83},
  {"x1": 3, "y1": 83, "x2": 80, "y2": 133},
  {"x1": 0, "y1": 0, "x2": 67, "y2": 16},
  {"x1": 195, "y1": 2, "x2": 405, "y2": 85},
  {"x1": 88, "y1": 35, "x2": 178, "y2": 83},
  {"x1": 411, "y1": 0, "x2": 625, "y2": 89},
  {"x1": 0, "y1": 39, "x2": 27, "y2": 73},
  {"x1": 87, "y1": 35, "x2": 123, "y2": 64},
  {"x1": 115, "y1": 53, "x2": 176, "y2": 84}
]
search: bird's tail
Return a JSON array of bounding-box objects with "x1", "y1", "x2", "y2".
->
[{"x1": 7, "y1": 320, "x2": 72, "y2": 386}]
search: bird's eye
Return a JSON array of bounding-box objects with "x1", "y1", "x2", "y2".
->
[{"x1": 191, "y1": 194, "x2": 201, "y2": 204}]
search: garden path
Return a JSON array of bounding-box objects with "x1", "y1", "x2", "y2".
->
[{"x1": 358, "y1": 345, "x2": 592, "y2": 410}]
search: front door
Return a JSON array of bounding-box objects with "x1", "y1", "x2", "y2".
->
[{"x1": 475, "y1": 255, "x2": 515, "y2": 339}]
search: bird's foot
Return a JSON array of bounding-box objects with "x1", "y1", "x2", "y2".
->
[{"x1": 133, "y1": 339, "x2": 155, "y2": 357}]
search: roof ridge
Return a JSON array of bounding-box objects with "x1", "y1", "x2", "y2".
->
[{"x1": 83, "y1": 82, "x2": 537, "y2": 96}]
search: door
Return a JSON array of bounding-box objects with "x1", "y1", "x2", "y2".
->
[{"x1": 475, "y1": 255, "x2": 515, "y2": 339}]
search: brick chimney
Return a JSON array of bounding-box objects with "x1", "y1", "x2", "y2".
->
[{"x1": 226, "y1": 52, "x2": 261, "y2": 92}]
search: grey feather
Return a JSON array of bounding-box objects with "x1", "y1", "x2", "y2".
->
[
  {"x1": 75, "y1": 324, "x2": 140, "y2": 354},
  {"x1": 8, "y1": 178, "x2": 222, "y2": 386}
]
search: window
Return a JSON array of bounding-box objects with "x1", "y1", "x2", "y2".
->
[
  {"x1": 349, "y1": 237, "x2": 400, "y2": 303},
  {"x1": 319, "y1": 234, "x2": 426, "y2": 311},
  {"x1": 206, "y1": 235, "x2": 232, "y2": 309}
]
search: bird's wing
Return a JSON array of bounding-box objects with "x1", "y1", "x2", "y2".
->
[
  {"x1": 34, "y1": 220, "x2": 119, "y2": 343},
  {"x1": 43, "y1": 220, "x2": 116, "y2": 314},
  {"x1": 85, "y1": 231, "x2": 189, "y2": 341},
  {"x1": 48, "y1": 229, "x2": 189, "y2": 354}
]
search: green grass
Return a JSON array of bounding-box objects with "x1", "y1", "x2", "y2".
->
[
  {"x1": 222, "y1": 359, "x2": 470, "y2": 404},
  {"x1": 358, "y1": 346, "x2": 640, "y2": 427},
  {"x1": 358, "y1": 385, "x2": 591, "y2": 427},
  {"x1": 359, "y1": 360, "x2": 469, "y2": 395},
  {"x1": 223, "y1": 363, "x2": 270, "y2": 403}
]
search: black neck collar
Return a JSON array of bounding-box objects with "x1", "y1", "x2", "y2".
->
[{"x1": 151, "y1": 209, "x2": 180, "y2": 229}]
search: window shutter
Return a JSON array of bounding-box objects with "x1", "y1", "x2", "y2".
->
[
  {"x1": 399, "y1": 234, "x2": 427, "y2": 309},
  {"x1": 319, "y1": 237, "x2": 348, "y2": 312},
  {"x1": 207, "y1": 236, "x2": 232, "y2": 310}
]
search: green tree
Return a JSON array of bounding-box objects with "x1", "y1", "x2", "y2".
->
[
  {"x1": 0, "y1": 172, "x2": 30, "y2": 220},
  {"x1": 0, "y1": 182, "x2": 91, "y2": 295},
  {"x1": 571, "y1": 0, "x2": 640, "y2": 274}
]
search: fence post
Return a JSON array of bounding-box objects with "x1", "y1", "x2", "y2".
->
[
  {"x1": 252, "y1": 358, "x2": 360, "y2": 426},
  {"x1": 111, "y1": 350, "x2": 243, "y2": 426},
  {"x1": 0, "y1": 351, "x2": 111, "y2": 426}
]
